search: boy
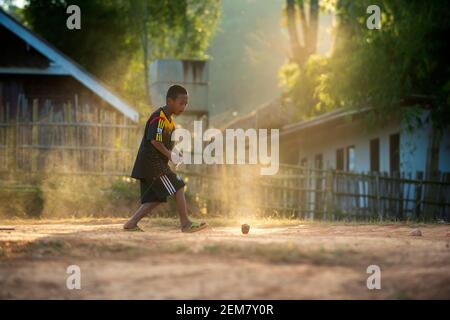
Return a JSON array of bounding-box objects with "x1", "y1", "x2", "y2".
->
[{"x1": 124, "y1": 85, "x2": 207, "y2": 233}]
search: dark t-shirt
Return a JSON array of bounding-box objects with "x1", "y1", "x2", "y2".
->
[{"x1": 131, "y1": 107, "x2": 176, "y2": 181}]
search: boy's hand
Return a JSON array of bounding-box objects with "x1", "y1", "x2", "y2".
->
[{"x1": 170, "y1": 150, "x2": 182, "y2": 165}]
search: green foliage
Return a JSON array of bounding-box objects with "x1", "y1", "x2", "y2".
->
[
  {"x1": 0, "y1": 176, "x2": 209, "y2": 219},
  {"x1": 279, "y1": 55, "x2": 333, "y2": 119},
  {"x1": 280, "y1": 0, "x2": 450, "y2": 129},
  {"x1": 175, "y1": 1, "x2": 221, "y2": 59},
  {"x1": 21, "y1": 0, "x2": 220, "y2": 115},
  {"x1": 107, "y1": 177, "x2": 139, "y2": 204},
  {"x1": 129, "y1": 0, "x2": 220, "y2": 59},
  {"x1": 23, "y1": 0, "x2": 138, "y2": 87},
  {"x1": 0, "y1": 185, "x2": 43, "y2": 218},
  {"x1": 128, "y1": 0, "x2": 220, "y2": 60}
]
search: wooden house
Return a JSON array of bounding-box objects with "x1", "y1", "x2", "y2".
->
[{"x1": 0, "y1": 9, "x2": 139, "y2": 178}]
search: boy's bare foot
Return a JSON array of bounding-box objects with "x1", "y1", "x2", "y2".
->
[
  {"x1": 181, "y1": 221, "x2": 208, "y2": 233},
  {"x1": 123, "y1": 225, "x2": 144, "y2": 232},
  {"x1": 123, "y1": 221, "x2": 134, "y2": 228},
  {"x1": 123, "y1": 220, "x2": 143, "y2": 231}
]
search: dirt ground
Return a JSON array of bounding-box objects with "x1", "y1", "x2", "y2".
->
[{"x1": 0, "y1": 218, "x2": 449, "y2": 299}]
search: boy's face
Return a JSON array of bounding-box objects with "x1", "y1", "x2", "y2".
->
[{"x1": 167, "y1": 94, "x2": 188, "y2": 115}]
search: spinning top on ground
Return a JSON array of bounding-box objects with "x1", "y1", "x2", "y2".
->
[{"x1": 409, "y1": 228, "x2": 422, "y2": 236}]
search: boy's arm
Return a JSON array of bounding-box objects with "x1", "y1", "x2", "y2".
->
[
  {"x1": 151, "y1": 140, "x2": 181, "y2": 165},
  {"x1": 146, "y1": 114, "x2": 171, "y2": 159},
  {"x1": 146, "y1": 114, "x2": 181, "y2": 164},
  {"x1": 150, "y1": 140, "x2": 172, "y2": 159}
]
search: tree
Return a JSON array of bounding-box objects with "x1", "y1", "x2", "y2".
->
[
  {"x1": 21, "y1": 0, "x2": 220, "y2": 114},
  {"x1": 280, "y1": 0, "x2": 450, "y2": 179},
  {"x1": 280, "y1": 0, "x2": 332, "y2": 120},
  {"x1": 329, "y1": 0, "x2": 450, "y2": 178},
  {"x1": 285, "y1": 0, "x2": 319, "y2": 65},
  {"x1": 23, "y1": 0, "x2": 138, "y2": 95},
  {"x1": 128, "y1": 0, "x2": 220, "y2": 101},
  {"x1": 0, "y1": 0, "x2": 23, "y2": 19},
  {"x1": 282, "y1": 0, "x2": 450, "y2": 124}
]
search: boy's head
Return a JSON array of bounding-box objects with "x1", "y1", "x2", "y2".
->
[{"x1": 166, "y1": 85, "x2": 188, "y2": 115}]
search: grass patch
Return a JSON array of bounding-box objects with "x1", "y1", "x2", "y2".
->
[
  {"x1": 389, "y1": 291, "x2": 413, "y2": 300},
  {"x1": 144, "y1": 217, "x2": 434, "y2": 228},
  {"x1": 201, "y1": 241, "x2": 360, "y2": 266},
  {"x1": 145, "y1": 217, "x2": 307, "y2": 228},
  {"x1": 1, "y1": 216, "x2": 445, "y2": 227},
  {"x1": 0, "y1": 217, "x2": 127, "y2": 226},
  {"x1": 82, "y1": 241, "x2": 144, "y2": 256},
  {"x1": 0, "y1": 239, "x2": 70, "y2": 258},
  {"x1": 0, "y1": 237, "x2": 145, "y2": 260},
  {"x1": 202, "y1": 242, "x2": 308, "y2": 264},
  {"x1": 24, "y1": 239, "x2": 68, "y2": 256},
  {"x1": 154, "y1": 242, "x2": 191, "y2": 254}
]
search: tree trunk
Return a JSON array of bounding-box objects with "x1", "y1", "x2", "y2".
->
[
  {"x1": 285, "y1": 0, "x2": 320, "y2": 65},
  {"x1": 307, "y1": 0, "x2": 319, "y2": 55},
  {"x1": 286, "y1": 0, "x2": 302, "y2": 64},
  {"x1": 142, "y1": 2, "x2": 151, "y2": 103},
  {"x1": 129, "y1": 0, "x2": 152, "y2": 103}
]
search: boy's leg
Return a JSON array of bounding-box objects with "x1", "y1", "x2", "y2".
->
[
  {"x1": 174, "y1": 188, "x2": 208, "y2": 232},
  {"x1": 175, "y1": 188, "x2": 191, "y2": 229},
  {"x1": 124, "y1": 202, "x2": 160, "y2": 229},
  {"x1": 162, "y1": 171, "x2": 207, "y2": 232}
]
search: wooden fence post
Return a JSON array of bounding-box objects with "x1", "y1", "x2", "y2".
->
[
  {"x1": 398, "y1": 172, "x2": 404, "y2": 220},
  {"x1": 297, "y1": 167, "x2": 302, "y2": 219},
  {"x1": 325, "y1": 169, "x2": 334, "y2": 220},
  {"x1": 424, "y1": 171, "x2": 440, "y2": 221},
  {"x1": 7, "y1": 104, "x2": 16, "y2": 175},
  {"x1": 375, "y1": 173, "x2": 382, "y2": 220},
  {"x1": 31, "y1": 99, "x2": 38, "y2": 172},
  {"x1": 99, "y1": 109, "x2": 104, "y2": 173},
  {"x1": 414, "y1": 171, "x2": 424, "y2": 220},
  {"x1": 443, "y1": 173, "x2": 450, "y2": 221},
  {"x1": 176, "y1": 164, "x2": 450, "y2": 222}
]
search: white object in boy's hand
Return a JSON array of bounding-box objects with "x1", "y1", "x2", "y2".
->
[{"x1": 170, "y1": 150, "x2": 182, "y2": 165}]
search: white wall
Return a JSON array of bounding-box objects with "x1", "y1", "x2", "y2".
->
[
  {"x1": 400, "y1": 113, "x2": 429, "y2": 173},
  {"x1": 299, "y1": 112, "x2": 450, "y2": 175},
  {"x1": 400, "y1": 111, "x2": 450, "y2": 174},
  {"x1": 290, "y1": 112, "x2": 449, "y2": 218},
  {"x1": 294, "y1": 113, "x2": 450, "y2": 174},
  {"x1": 296, "y1": 118, "x2": 400, "y2": 172}
]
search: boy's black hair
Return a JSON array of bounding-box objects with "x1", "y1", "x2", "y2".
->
[{"x1": 166, "y1": 85, "x2": 187, "y2": 101}]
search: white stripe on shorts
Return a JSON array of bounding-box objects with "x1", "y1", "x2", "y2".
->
[
  {"x1": 160, "y1": 176, "x2": 174, "y2": 195},
  {"x1": 162, "y1": 175, "x2": 176, "y2": 194}
]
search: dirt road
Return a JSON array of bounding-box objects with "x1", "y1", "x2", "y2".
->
[{"x1": 0, "y1": 219, "x2": 449, "y2": 299}]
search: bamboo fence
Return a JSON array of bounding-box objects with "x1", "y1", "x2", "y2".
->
[
  {"x1": 0, "y1": 94, "x2": 139, "y2": 175},
  {"x1": 178, "y1": 163, "x2": 450, "y2": 221},
  {"x1": 1, "y1": 95, "x2": 449, "y2": 220}
]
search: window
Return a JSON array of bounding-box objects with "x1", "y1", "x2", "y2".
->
[
  {"x1": 336, "y1": 148, "x2": 344, "y2": 171},
  {"x1": 346, "y1": 146, "x2": 355, "y2": 171},
  {"x1": 370, "y1": 138, "x2": 380, "y2": 172},
  {"x1": 390, "y1": 133, "x2": 400, "y2": 173},
  {"x1": 315, "y1": 154, "x2": 323, "y2": 169}
]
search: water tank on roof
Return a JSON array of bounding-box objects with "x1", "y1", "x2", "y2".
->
[{"x1": 150, "y1": 59, "x2": 209, "y2": 115}]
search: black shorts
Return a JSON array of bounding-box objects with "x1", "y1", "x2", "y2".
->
[{"x1": 140, "y1": 171, "x2": 185, "y2": 204}]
